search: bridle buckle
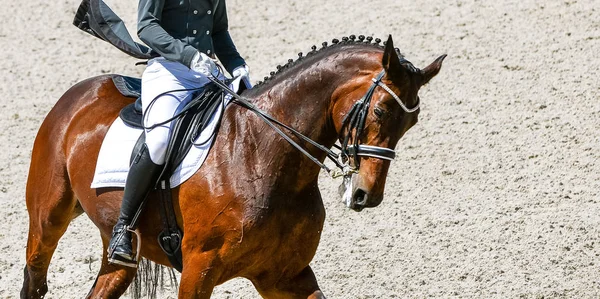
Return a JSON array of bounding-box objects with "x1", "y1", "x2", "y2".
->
[{"x1": 329, "y1": 162, "x2": 357, "y2": 178}]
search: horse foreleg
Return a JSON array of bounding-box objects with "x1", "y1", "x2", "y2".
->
[
  {"x1": 252, "y1": 266, "x2": 326, "y2": 299},
  {"x1": 21, "y1": 165, "x2": 78, "y2": 299},
  {"x1": 85, "y1": 236, "x2": 137, "y2": 299},
  {"x1": 178, "y1": 251, "x2": 222, "y2": 299}
]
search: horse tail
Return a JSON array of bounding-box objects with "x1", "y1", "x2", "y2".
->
[{"x1": 129, "y1": 258, "x2": 179, "y2": 299}]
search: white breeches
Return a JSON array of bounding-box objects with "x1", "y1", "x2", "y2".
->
[{"x1": 141, "y1": 58, "x2": 222, "y2": 164}]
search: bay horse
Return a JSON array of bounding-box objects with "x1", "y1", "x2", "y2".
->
[{"x1": 21, "y1": 35, "x2": 445, "y2": 298}]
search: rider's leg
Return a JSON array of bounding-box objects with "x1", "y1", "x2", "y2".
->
[
  {"x1": 107, "y1": 58, "x2": 209, "y2": 267},
  {"x1": 107, "y1": 144, "x2": 162, "y2": 267},
  {"x1": 141, "y1": 58, "x2": 212, "y2": 164}
]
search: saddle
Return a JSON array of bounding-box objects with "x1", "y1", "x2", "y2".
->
[
  {"x1": 112, "y1": 75, "x2": 227, "y2": 271},
  {"x1": 114, "y1": 75, "x2": 225, "y2": 170}
]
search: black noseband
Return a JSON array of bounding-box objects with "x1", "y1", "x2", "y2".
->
[{"x1": 346, "y1": 145, "x2": 396, "y2": 161}]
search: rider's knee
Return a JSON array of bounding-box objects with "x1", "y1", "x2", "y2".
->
[{"x1": 144, "y1": 139, "x2": 168, "y2": 165}]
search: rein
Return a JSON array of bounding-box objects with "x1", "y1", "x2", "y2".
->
[{"x1": 208, "y1": 70, "x2": 419, "y2": 177}]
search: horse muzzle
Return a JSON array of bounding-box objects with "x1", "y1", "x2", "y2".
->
[{"x1": 338, "y1": 173, "x2": 382, "y2": 211}]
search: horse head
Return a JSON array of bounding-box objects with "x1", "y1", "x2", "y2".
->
[{"x1": 333, "y1": 35, "x2": 446, "y2": 211}]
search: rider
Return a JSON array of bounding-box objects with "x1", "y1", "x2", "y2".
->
[{"x1": 107, "y1": 0, "x2": 251, "y2": 267}]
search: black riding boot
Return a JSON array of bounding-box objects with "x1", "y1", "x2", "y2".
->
[{"x1": 107, "y1": 145, "x2": 163, "y2": 268}]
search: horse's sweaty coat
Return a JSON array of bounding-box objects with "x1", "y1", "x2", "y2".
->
[{"x1": 21, "y1": 35, "x2": 445, "y2": 298}]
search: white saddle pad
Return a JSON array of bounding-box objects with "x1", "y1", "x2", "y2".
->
[{"x1": 91, "y1": 78, "x2": 241, "y2": 189}]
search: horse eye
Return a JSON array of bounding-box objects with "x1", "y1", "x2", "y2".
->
[{"x1": 373, "y1": 107, "x2": 385, "y2": 118}]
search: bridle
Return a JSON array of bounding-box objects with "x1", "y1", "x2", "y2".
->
[
  {"x1": 339, "y1": 70, "x2": 419, "y2": 169},
  {"x1": 207, "y1": 69, "x2": 419, "y2": 177}
]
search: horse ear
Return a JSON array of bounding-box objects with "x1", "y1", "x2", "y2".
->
[
  {"x1": 420, "y1": 54, "x2": 447, "y2": 85},
  {"x1": 382, "y1": 35, "x2": 402, "y2": 75}
]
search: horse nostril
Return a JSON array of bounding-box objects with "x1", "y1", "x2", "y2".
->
[{"x1": 353, "y1": 189, "x2": 368, "y2": 206}]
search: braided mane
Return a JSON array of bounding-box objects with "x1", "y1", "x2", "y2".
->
[{"x1": 251, "y1": 35, "x2": 403, "y2": 88}]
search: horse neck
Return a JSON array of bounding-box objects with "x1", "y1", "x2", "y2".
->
[{"x1": 243, "y1": 49, "x2": 379, "y2": 182}]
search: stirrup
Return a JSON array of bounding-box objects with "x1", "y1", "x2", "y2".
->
[
  {"x1": 108, "y1": 254, "x2": 138, "y2": 268},
  {"x1": 107, "y1": 227, "x2": 143, "y2": 268}
]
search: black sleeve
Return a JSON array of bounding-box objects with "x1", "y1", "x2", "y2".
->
[{"x1": 137, "y1": 0, "x2": 197, "y2": 67}]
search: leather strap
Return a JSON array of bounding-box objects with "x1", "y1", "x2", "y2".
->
[
  {"x1": 156, "y1": 180, "x2": 184, "y2": 272},
  {"x1": 346, "y1": 145, "x2": 396, "y2": 161}
]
